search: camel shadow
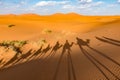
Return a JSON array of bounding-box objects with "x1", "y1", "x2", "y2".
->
[
  {"x1": 53, "y1": 40, "x2": 76, "y2": 80},
  {"x1": 1, "y1": 53, "x2": 19, "y2": 69},
  {"x1": 43, "y1": 41, "x2": 62, "y2": 62},
  {"x1": 76, "y1": 37, "x2": 120, "y2": 67},
  {"x1": 2, "y1": 44, "x2": 51, "y2": 69},
  {"x1": 76, "y1": 37, "x2": 120, "y2": 80},
  {"x1": 38, "y1": 44, "x2": 52, "y2": 59},
  {"x1": 13, "y1": 46, "x2": 22, "y2": 54},
  {"x1": 14, "y1": 49, "x2": 33, "y2": 65},
  {"x1": 96, "y1": 37, "x2": 120, "y2": 46},
  {"x1": 28, "y1": 45, "x2": 43, "y2": 60},
  {"x1": 76, "y1": 37, "x2": 90, "y2": 46}
]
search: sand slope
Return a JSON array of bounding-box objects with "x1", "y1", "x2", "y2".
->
[{"x1": 0, "y1": 13, "x2": 120, "y2": 80}]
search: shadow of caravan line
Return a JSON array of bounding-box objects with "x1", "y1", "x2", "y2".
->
[
  {"x1": 76, "y1": 37, "x2": 120, "y2": 76},
  {"x1": 76, "y1": 37, "x2": 109, "y2": 80},
  {"x1": 43, "y1": 41, "x2": 62, "y2": 61},
  {"x1": 28, "y1": 45, "x2": 43, "y2": 60},
  {"x1": 67, "y1": 51, "x2": 77, "y2": 80},
  {"x1": 14, "y1": 49, "x2": 33, "y2": 65},
  {"x1": 87, "y1": 46, "x2": 120, "y2": 67},
  {"x1": 96, "y1": 37, "x2": 120, "y2": 46},
  {"x1": 103, "y1": 36, "x2": 120, "y2": 43},
  {"x1": 38, "y1": 44, "x2": 52, "y2": 59},
  {"x1": 76, "y1": 37, "x2": 120, "y2": 80},
  {"x1": 76, "y1": 37, "x2": 120, "y2": 67},
  {"x1": 79, "y1": 46, "x2": 109, "y2": 80},
  {"x1": 1, "y1": 53, "x2": 19, "y2": 69},
  {"x1": 82, "y1": 47, "x2": 120, "y2": 80},
  {"x1": 53, "y1": 40, "x2": 74, "y2": 80}
]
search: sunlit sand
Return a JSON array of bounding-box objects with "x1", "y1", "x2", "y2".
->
[{"x1": 0, "y1": 13, "x2": 120, "y2": 80}]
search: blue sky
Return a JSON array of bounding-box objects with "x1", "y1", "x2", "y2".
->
[{"x1": 0, "y1": 0, "x2": 120, "y2": 15}]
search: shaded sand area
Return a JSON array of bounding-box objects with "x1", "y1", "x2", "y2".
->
[{"x1": 0, "y1": 13, "x2": 120, "y2": 80}]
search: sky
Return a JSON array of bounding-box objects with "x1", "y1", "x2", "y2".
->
[{"x1": 0, "y1": 0, "x2": 120, "y2": 15}]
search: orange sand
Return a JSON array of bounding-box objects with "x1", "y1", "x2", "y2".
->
[{"x1": 0, "y1": 13, "x2": 120, "y2": 80}]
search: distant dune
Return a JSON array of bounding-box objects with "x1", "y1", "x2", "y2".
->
[{"x1": 0, "y1": 13, "x2": 120, "y2": 40}]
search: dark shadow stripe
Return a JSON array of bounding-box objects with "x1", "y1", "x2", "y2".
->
[
  {"x1": 79, "y1": 46, "x2": 109, "y2": 80},
  {"x1": 103, "y1": 36, "x2": 120, "y2": 43},
  {"x1": 87, "y1": 45, "x2": 120, "y2": 67},
  {"x1": 96, "y1": 37, "x2": 120, "y2": 46},
  {"x1": 83, "y1": 47, "x2": 120, "y2": 80}
]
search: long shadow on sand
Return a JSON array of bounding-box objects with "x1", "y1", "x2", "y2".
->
[
  {"x1": 27, "y1": 45, "x2": 43, "y2": 60},
  {"x1": 13, "y1": 49, "x2": 33, "y2": 65},
  {"x1": 53, "y1": 40, "x2": 76, "y2": 80},
  {"x1": 38, "y1": 44, "x2": 52, "y2": 59},
  {"x1": 103, "y1": 36, "x2": 120, "y2": 43},
  {"x1": 1, "y1": 44, "x2": 51, "y2": 70},
  {"x1": 76, "y1": 37, "x2": 120, "y2": 80},
  {"x1": 0, "y1": 49, "x2": 33, "y2": 70},
  {"x1": 87, "y1": 46, "x2": 120, "y2": 67},
  {"x1": 96, "y1": 37, "x2": 120, "y2": 46},
  {"x1": 1, "y1": 53, "x2": 19, "y2": 69},
  {"x1": 43, "y1": 41, "x2": 62, "y2": 62},
  {"x1": 0, "y1": 59, "x2": 3, "y2": 64}
]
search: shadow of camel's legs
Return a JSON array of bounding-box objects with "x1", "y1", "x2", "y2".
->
[
  {"x1": 79, "y1": 46, "x2": 110, "y2": 80},
  {"x1": 87, "y1": 45, "x2": 120, "y2": 67},
  {"x1": 53, "y1": 51, "x2": 64, "y2": 80},
  {"x1": 79, "y1": 45, "x2": 120, "y2": 80},
  {"x1": 1, "y1": 54, "x2": 18, "y2": 69},
  {"x1": 67, "y1": 51, "x2": 77, "y2": 80},
  {"x1": 67, "y1": 51, "x2": 71, "y2": 80},
  {"x1": 37, "y1": 52, "x2": 56, "y2": 64},
  {"x1": 96, "y1": 37, "x2": 120, "y2": 46},
  {"x1": 103, "y1": 36, "x2": 120, "y2": 43},
  {"x1": 43, "y1": 51, "x2": 54, "y2": 61},
  {"x1": 82, "y1": 47, "x2": 120, "y2": 80}
]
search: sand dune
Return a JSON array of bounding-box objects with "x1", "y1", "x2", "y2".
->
[{"x1": 0, "y1": 13, "x2": 120, "y2": 80}]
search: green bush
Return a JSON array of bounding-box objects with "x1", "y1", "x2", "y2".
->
[
  {"x1": 43, "y1": 29, "x2": 52, "y2": 34},
  {"x1": 0, "y1": 40, "x2": 27, "y2": 53},
  {"x1": 8, "y1": 24, "x2": 15, "y2": 27},
  {"x1": 1, "y1": 40, "x2": 26, "y2": 47},
  {"x1": 37, "y1": 39, "x2": 47, "y2": 45}
]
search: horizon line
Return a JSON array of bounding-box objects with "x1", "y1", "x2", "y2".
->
[{"x1": 0, "y1": 12, "x2": 120, "y2": 16}]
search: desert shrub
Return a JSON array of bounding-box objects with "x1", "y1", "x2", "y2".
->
[
  {"x1": 0, "y1": 40, "x2": 27, "y2": 47},
  {"x1": 0, "y1": 40, "x2": 27, "y2": 53},
  {"x1": 8, "y1": 24, "x2": 15, "y2": 27},
  {"x1": 37, "y1": 39, "x2": 47, "y2": 45},
  {"x1": 43, "y1": 29, "x2": 52, "y2": 34},
  {"x1": 13, "y1": 41, "x2": 27, "y2": 47}
]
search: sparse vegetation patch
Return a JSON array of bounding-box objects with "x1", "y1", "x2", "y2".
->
[
  {"x1": 42, "y1": 29, "x2": 52, "y2": 34},
  {"x1": 0, "y1": 40, "x2": 27, "y2": 53},
  {"x1": 8, "y1": 24, "x2": 15, "y2": 27}
]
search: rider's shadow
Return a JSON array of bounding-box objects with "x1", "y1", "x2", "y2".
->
[
  {"x1": 44, "y1": 41, "x2": 63, "y2": 60},
  {"x1": 76, "y1": 37, "x2": 90, "y2": 47},
  {"x1": 39, "y1": 44, "x2": 52, "y2": 59},
  {"x1": 62, "y1": 40, "x2": 74, "y2": 54},
  {"x1": 53, "y1": 40, "x2": 75, "y2": 80}
]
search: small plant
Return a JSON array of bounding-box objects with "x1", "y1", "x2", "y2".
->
[
  {"x1": 43, "y1": 29, "x2": 52, "y2": 34},
  {"x1": 8, "y1": 24, "x2": 15, "y2": 27},
  {"x1": 37, "y1": 39, "x2": 47, "y2": 45},
  {"x1": 0, "y1": 40, "x2": 27, "y2": 53}
]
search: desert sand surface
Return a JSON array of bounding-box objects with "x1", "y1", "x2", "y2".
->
[{"x1": 0, "y1": 13, "x2": 120, "y2": 80}]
